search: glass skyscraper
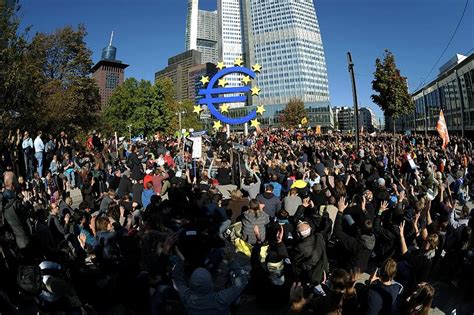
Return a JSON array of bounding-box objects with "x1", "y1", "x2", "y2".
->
[
  {"x1": 241, "y1": 0, "x2": 330, "y2": 106},
  {"x1": 185, "y1": 0, "x2": 219, "y2": 64},
  {"x1": 218, "y1": 0, "x2": 244, "y2": 108}
]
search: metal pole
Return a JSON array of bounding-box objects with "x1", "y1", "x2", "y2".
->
[
  {"x1": 347, "y1": 52, "x2": 360, "y2": 151},
  {"x1": 178, "y1": 112, "x2": 182, "y2": 132}
]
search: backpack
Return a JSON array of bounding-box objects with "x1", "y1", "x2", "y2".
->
[{"x1": 17, "y1": 265, "x2": 43, "y2": 294}]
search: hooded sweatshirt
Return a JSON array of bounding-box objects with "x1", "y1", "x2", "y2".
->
[
  {"x1": 333, "y1": 212, "x2": 376, "y2": 272},
  {"x1": 172, "y1": 262, "x2": 248, "y2": 315}
]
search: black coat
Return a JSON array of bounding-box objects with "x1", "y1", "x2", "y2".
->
[
  {"x1": 333, "y1": 212, "x2": 375, "y2": 272},
  {"x1": 117, "y1": 176, "x2": 133, "y2": 198}
]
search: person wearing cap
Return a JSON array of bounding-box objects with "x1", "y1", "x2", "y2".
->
[
  {"x1": 374, "y1": 177, "x2": 390, "y2": 207},
  {"x1": 172, "y1": 255, "x2": 249, "y2": 315},
  {"x1": 291, "y1": 172, "x2": 309, "y2": 197},
  {"x1": 143, "y1": 168, "x2": 154, "y2": 189}
]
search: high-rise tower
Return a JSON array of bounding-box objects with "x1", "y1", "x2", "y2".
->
[
  {"x1": 218, "y1": 0, "x2": 244, "y2": 108},
  {"x1": 92, "y1": 32, "x2": 128, "y2": 107},
  {"x1": 242, "y1": 0, "x2": 330, "y2": 106},
  {"x1": 185, "y1": 0, "x2": 218, "y2": 64}
]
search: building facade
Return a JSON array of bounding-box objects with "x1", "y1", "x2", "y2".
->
[
  {"x1": 359, "y1": 107, "x2": 377, "y2": 133},
  {"x1": 188, "y1": 63, "x2": 218, "y2": 103},
  {"x1": 91, "y1": 37, "x2": 128, "y2": 107},
  {"x1": 185, "y1": 0, "x2": 219, "y2": 64},
  {"x1": 241, "y1": 0, "x2": 330, "y2": 107},
  {"x1": 394, "y1": 53, "x2": 474, "y2": 135},
  {"x1": 217, "y1": 0, "x2": 244, "y2": 108},
  {"x1": 181, "y1": 0, "x2": 333, "y2": 128},
  {"x1": 333, "y1": 107, "x2": 354, "y2": 131},
  {"x1": 155, "y1": 50, "x2": 202, "y2": 101},
  {"x1": 227, "y1": 102, "x2": 333, "y2": 130}
]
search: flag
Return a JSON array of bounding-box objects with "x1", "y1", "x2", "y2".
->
[
  {"x1": 436, "y1": 110, "x2": 449, "y2": 150},
  {"x1": 301, "y1": 117, "x2": 308, "y2": 125}
]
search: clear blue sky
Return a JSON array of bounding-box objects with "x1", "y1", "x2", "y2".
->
[{"x1": 19, "y1": 0, "x2": 473, "y2": 120}]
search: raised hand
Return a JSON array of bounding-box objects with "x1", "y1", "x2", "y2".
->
[
  {"x1": 253, "y1": 225, "x2": 261, "y2": 242},
  {"x1": 399, "y1": 220, "x2": 405, "y2": 236},
  {"x1": 338, "y1": 196, "x2": 348, "y2": 212},
  {"x1": 276, "y1": 225, "x2": 284, "y2": 243},
  {"x1": 162, "y1": 232, "x2": 179, "y2": 255},
  {"x1": 379, "y1": 201, "x2": 389, "y2": 213}
]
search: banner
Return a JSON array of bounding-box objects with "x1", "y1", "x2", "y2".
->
[
  {"x1": 315, "y1": 125, "x2": 321, "y2": 135},
  {"x1": 188, "y1": 136, "x2": 202, "y2": 159},
  {"x1": 436, "y1": 110, "x2": 449, "y2": 150}
]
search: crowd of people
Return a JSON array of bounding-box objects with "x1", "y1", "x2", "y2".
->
[{"x1": 0, "y1": 127, "x2": 473, "y2": 314}]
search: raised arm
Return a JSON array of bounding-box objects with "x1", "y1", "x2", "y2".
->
[{"x1": 399, "y1": 221, "x2": 408, "y2": 255}]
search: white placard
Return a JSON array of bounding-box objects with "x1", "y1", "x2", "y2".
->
[{"x1": 189, "y1": 136, "x2": 202, "y2": 159}]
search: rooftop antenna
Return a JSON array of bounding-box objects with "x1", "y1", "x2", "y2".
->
[{"x1": 109, "y1": 31, "x2": 114, "y2": 46}]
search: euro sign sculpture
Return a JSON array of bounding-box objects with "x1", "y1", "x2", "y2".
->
[{"x1": 198, "y1": 66, "x2": 257, "y2": 125}]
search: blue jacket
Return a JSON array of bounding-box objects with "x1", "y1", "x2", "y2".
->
[
  {"x1": 141, "y1": 188, "x2": 156, "y2": 209},
  {"x1": 267, "y1": 181, "x2": 282, "y2": 198}
]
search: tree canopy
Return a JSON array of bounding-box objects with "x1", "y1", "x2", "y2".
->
[
  {"x1": 0, "y1": 5, "x2": 100, "y2": 137},
  {"x1": 280, "y1": 98, "x2": 308, "y2": 128},
  {"x1": 371, "y1": 50, "x2": 414, "y2": 120},
  {"x1": 101, "y1": 77, "x2": 202, "y2": 137}
]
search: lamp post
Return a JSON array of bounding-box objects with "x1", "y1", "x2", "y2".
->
[
  {"x1": 175, "y1": 110, "x2": 187, "y2": 134},
  {"x1": 347, "y1": 52, "x2": 360, "y2": 151},
  {"x1": 127, "y1": 124, "x2": 132, "y2": 141}
]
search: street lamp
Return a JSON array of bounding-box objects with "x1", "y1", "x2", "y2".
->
[
  {"x1": 127, "y1": 124, "x2": 132, "y2": 141},
  {"x1": 175, "y1": 110, "x2": 187, "y2": 132}
]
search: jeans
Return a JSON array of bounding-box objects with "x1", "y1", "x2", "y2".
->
[
  {"x1": 35, "y1": 152, "x2": 43, "y2": 177},
  {"x1": 24, "y1": 154, "x2": 33, "y2": 180},
  {"x1": 64, "y1": 170, "x2": 76, "y2": 188}
]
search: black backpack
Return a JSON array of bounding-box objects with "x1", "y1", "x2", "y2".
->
[{"x1": 17, "y1": 265, "x2": 43, "y2": 294}]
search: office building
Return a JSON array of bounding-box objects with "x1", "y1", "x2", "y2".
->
[
  {"x1": 359, "y1": 107, "x2": 377, "y2": 133},
  {"x1": 188, "y1": 62, "x2": 218, "y2": 103},
  {"x1": 185, "y1": 0, "x2": 219, "y2": 64},
  {"x1": 333, "y1": 107, "x2": 354, "y2": 131},
  {"x1": 228, "y1": 101, "x2": 333, "y2": 130},
  {"x1": 241, "y1": 0, "x2": 330, "y2": 107},
  {"x1": 217, "y1": 0, "x2": 244, "y2": 108},
  {"x1": 394, "y1": 53, "x2": 474, "y2": 135},
  {"x1": 155, "y1": 50, "x2": 202, "y2": 101},
  {"x1": 91, "y1": 33, "x2": 128, "y2": 107}
]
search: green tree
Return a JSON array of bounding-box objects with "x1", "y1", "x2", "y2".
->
[
  {"x1": 0, "y1": 4, "x2": 43, "y2": 137},
  {"x1": 30, "y1": 25, "x2": 100, "y2": 134},
  {"x1": 280, "y1": 98, "x2": 308, "y2": 128},
  {"x1": 179, "y1": 100, "x2": 204, "y2": 132},
  {"x1": 371, "y1": 50, "x2": 414, "y2": 132},
  {"x1": 102, "y1": 77, "x2": 178, "y2": 137}
]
